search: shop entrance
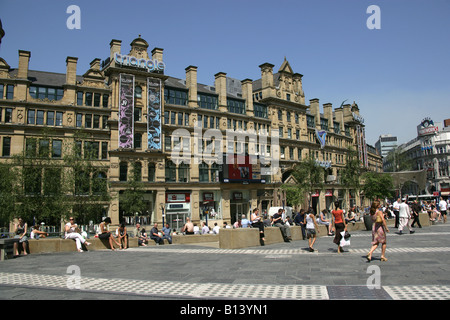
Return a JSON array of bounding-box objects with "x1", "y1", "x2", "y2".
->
[
  {"x1": 231, "y1": 203, "x2": 248, "y2": 225},
  {"x1": 167, "y1": 213, "x2": 188, "y2": 232}
]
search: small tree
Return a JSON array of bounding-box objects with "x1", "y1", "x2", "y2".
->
[
  {"x1": 362, "y1": 171, "x2": 395, "y2": 201},
  {"x1": 282, "y1": 156, "x2": 325, "y2": 208}
]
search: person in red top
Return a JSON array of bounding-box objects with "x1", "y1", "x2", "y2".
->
[{"x1": 331, "y1": 201, "x2": 347, "y2": 253}]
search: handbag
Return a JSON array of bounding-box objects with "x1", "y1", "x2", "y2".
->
[
  {"x1": 376, "y1": 213, "x2": 383, "y2": 223},
  {"x1": 344, "y1": 231, "x2": 351, "y2": 239}
]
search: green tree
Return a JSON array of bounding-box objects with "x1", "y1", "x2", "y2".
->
[
  {"x1": 282, "y1": 156, "x2": 325, "y2": 207},
  {"x1": 119, "y1": 162, "x2": 147, "y2": 220},
  {"x1": 362, "y1": 171, "x2": 395, "y2": 201}
]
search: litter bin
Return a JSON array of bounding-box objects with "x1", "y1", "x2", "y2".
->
[{"x1": 363, "y1": 214, "x2": 373, "y2": 231}]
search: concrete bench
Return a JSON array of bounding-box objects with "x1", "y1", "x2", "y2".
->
[
  {"x1": 0, "y1": 238, "x2": 20, "y2": 260},
  {"x1": 26, "y1": 237, "x2": 138, "y2": 254}
]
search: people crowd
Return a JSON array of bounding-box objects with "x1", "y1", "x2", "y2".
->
[{"x1": 7, "y1": 196, "x2": 448, "y2": 257}]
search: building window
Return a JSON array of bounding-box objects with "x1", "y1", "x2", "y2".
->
[
  {"x1": 135, "y1": 86, "x2": 142, "y2": 99},
  {"x1": 134, "y1": 133, "x2": 142, "y2": 149},
  {"x1": 278, "y1": 110, "x2": 283, "y2": 121},
  {"x1": 102, "y1": 116, "x2": 109, "y2": 129},
  {"x1": 102, "y1": 94, "x2": 109, "y2": 108},
  {"x1": 56, "y1": 112, "x2": 63, "y2": 126},
  {"x1": 101, "y1": 142, "x2": 108, "y2": 159},
  {"x1": 52, "y1": 140, "x2": 62, "y2": 158},
  {"x1": 148, "y1": 163, "x2": 155, "y2": 182},
  {"x1": 199, "y1": 162, "x2": 209, "y2": 182},
  {"x1": 133, "y1": 162, "x2": 142, "y2": 182},
  {"x1": 178, "y1": 162, "x2": 190, "y2": 182},
  {"x1": 0, "y1": 84, "x2": 3, "y2": 99},
  {"x1": 93, "y1": 93, "x2": 101, "y2": 107},
  {"x1": 85, "y1": 92, "x2": 93, "y2": 106},
  {"x1": 2, "y1": 137, "x2": 11, "y2": 157},
  {"x1": 227, "y1": 98, "x2": 245, "y2": 114},
  {"x1": 36, "y1": 110, "x2": 45, "y2": 125},
  {"x1": 5, "y1": 108, "x2": 12, "y2": 123},
  {"x1": 92, "y1": 171, "x2": 107, "y2": 194},
  {"x1": 76, "y1": 113, "x2": 83, "y2": 127},
  {"x1": 27, "y1": 109, "x2": 35, "y2": 125},
  {"x1": 77, "y1": 92, "x2": 83, "y2": 105},
  {"x1": 198, "y1": 93, "x2": 218, "y2": 110},
  {"x1": 165, "y1": 88, "x2": 188, "y2": 106},
  {"x1": 134, "y1": 107, "x2": 142, "y2": 122},
  {"x1": 85, "y1": 114, "x2": 92, "y2": 128},
  {"x1": 6, "y1": 85, "x2": 14, "y2": 99},
  {"x1": 165, "y1": 160, "x2": 176, "y2": 182},
  {"x1": 119, "y1": 162, "x2": 128, "y2": 181},
  {"x1": 93, "y1": 115, "x2": 100, "y2": 129},
  {"x1": 47, "y1": 111, "x2": 55, "y2": 126},
  {"x1": 306, "y1": 115, "x2": 315, "y2": 128},
  {"x1": 254, "y1": 103, "x2": 268, "y2": 118}
]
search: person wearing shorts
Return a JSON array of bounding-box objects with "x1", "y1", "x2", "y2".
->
[{"x1": 305, "y1": 210, "x2": 319, "y2": 252}]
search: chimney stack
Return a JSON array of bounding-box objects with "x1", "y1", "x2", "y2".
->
[
  {"x1": 65, "y1": 56, "x2": 78, "y2": 86},
  {"x1": 185, "y1": 65, "x2": 198, "y2": 108},
  {"x1": 18, "y1": 50, "x2": 31, "y2": 79}
]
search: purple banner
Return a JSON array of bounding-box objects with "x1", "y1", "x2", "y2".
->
[{"x1": 119, "y1": 74, "x2": 134, "y2": 149}]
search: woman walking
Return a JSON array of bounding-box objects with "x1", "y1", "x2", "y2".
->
[
  {"x1": 367, "y1": 200, "x2": 389, "y2": 262},
  {"x1": 305, "y1": 209, "x2": 320, "y2": 252},
  {"x1": 331, "y1": 201, "x2": 347, "y2": 253}
]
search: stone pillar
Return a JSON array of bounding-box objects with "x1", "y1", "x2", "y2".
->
[
  {"x1": 241, "y1": 78, "x2": 253, "y2": 117},
  {"x1": 16, "y1": 50, "x2": 31, "y2": 100}
]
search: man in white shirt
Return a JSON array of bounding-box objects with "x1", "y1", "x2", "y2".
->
[
  {"x1": 439, "y1": 197, "x2": 448, "y2": 223},
  {"x1": 398, "y1": 198, "x2": 414, "y2": 234},
  {"x1": 393, "y1": 198, "x2": 401, "y2": 228}
]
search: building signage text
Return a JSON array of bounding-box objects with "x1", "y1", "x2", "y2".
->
[{"x1": 114, "y1": 53, "x2": 165, "y2": 72}]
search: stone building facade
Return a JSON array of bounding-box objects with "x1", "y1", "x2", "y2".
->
[{"x1": 0, "y1": 36, "x2": 382, "y2": 230}]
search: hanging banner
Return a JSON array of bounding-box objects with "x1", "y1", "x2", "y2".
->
[
  {"x1": 147, "y1": 77, "x2": 162, "y2": 150},
  {"x1": 118, "y1": 74, "x2": 135, "y2": 149}
]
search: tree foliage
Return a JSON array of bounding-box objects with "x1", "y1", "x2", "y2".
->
[{"x1": 362, "y1": 171, "x2": 395, "y2": 201}]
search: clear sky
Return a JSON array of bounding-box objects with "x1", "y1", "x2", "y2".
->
[{"x1": 1, "y1": 0, "x2": 449, "y2": 146}]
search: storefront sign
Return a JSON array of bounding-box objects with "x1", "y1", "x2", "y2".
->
[
  {"x1": 114, "y1": 53, "x2": 165, "y2": 72},
  {"x1": 418, "y1": 117, "x2": 438, "y2": 136},
  {"x1": 311, "y1": 190, "x2": 320, "y2": 197},
  {"x1": 233, "y1": 192, "x2": 243, "y2": 200},
  {"x1": 325, "y1": 189, "x2": 333, "y2": 197},
  {"x1": 166, "y1": 193, "x2": 190, "y2": 202},
  {"x1": 203, "y1": 193, "x2": 214, "y2": 201},
  {"x1": 118, "y1": 74, "x2": 134, "y2": 148},
  {"x1": 147, "y1": 78, "x2": 162, "y2": 150}
]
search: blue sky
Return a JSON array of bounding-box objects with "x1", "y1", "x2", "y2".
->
[{"x1": 1, "y1": 0, "x2": 449, "y2": 146}]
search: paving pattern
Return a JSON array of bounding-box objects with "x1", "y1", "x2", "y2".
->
[{"x1": 0, "y1": 222, "x2": 449, "y2": 301}]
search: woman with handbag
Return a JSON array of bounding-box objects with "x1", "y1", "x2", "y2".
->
[{"x1": 366, "y1": 200, "x2": 389, "y2": 262}]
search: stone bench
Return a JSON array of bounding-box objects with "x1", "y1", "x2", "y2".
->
[
  {"x1": 0, "y1": 238, "x2": 20, "y2": 260},
  {"x1": 26, "y1": 237, "x2": 138, "y2": 254}
]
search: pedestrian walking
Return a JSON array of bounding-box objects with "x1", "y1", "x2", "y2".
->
[
  {"x1": 331, "y1": 201, "x2": 347, "y2": 253},
  {"x1": 366, "y1": 200, "x2": 389, "y2": 262},
  {"x1": 393, "y1": 198, "x2": 400, "y2": 228},
  {"x1": 305, "y1": 209, "x2": 319, "y2": 252},
  {"x1": 439, "y1": 197, "x2": 448, "y2": 223},
  {"x1": 410, "y1": 200, "x2": 422, "y2": 228},
  {"x1": 398, "y1": 198, "x2": 414, "y2": 235}
]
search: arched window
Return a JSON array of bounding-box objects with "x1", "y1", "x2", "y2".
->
[
  {"x1": 199, "y1": 162, "x2": 209, "y2": 182},
  {"x1": 148, "y1": 163, "x2": 155, "y2": 182},
  {"x1": 135, "y1": 86, "x2": 142, "y2": 99},
  {"x1": 178, "y1": 162, "x2": 190, "y2": 183},
  {"x1": 119, "y1": 162, "x2": 128, "y2": 181},
  {"x1": 165, "y1": 160, "x2": 176, "y2": 182}
]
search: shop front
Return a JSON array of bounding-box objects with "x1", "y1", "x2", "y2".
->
[
  {"x1": 165, "y1": 192, "x2": 191, "y2": 231},
  {"x1": 200, "y1": 191, "x2": 222, "y2": 225},
  {"x1": 230, "y1": 190, "x2": 249, "y2": 224}
]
